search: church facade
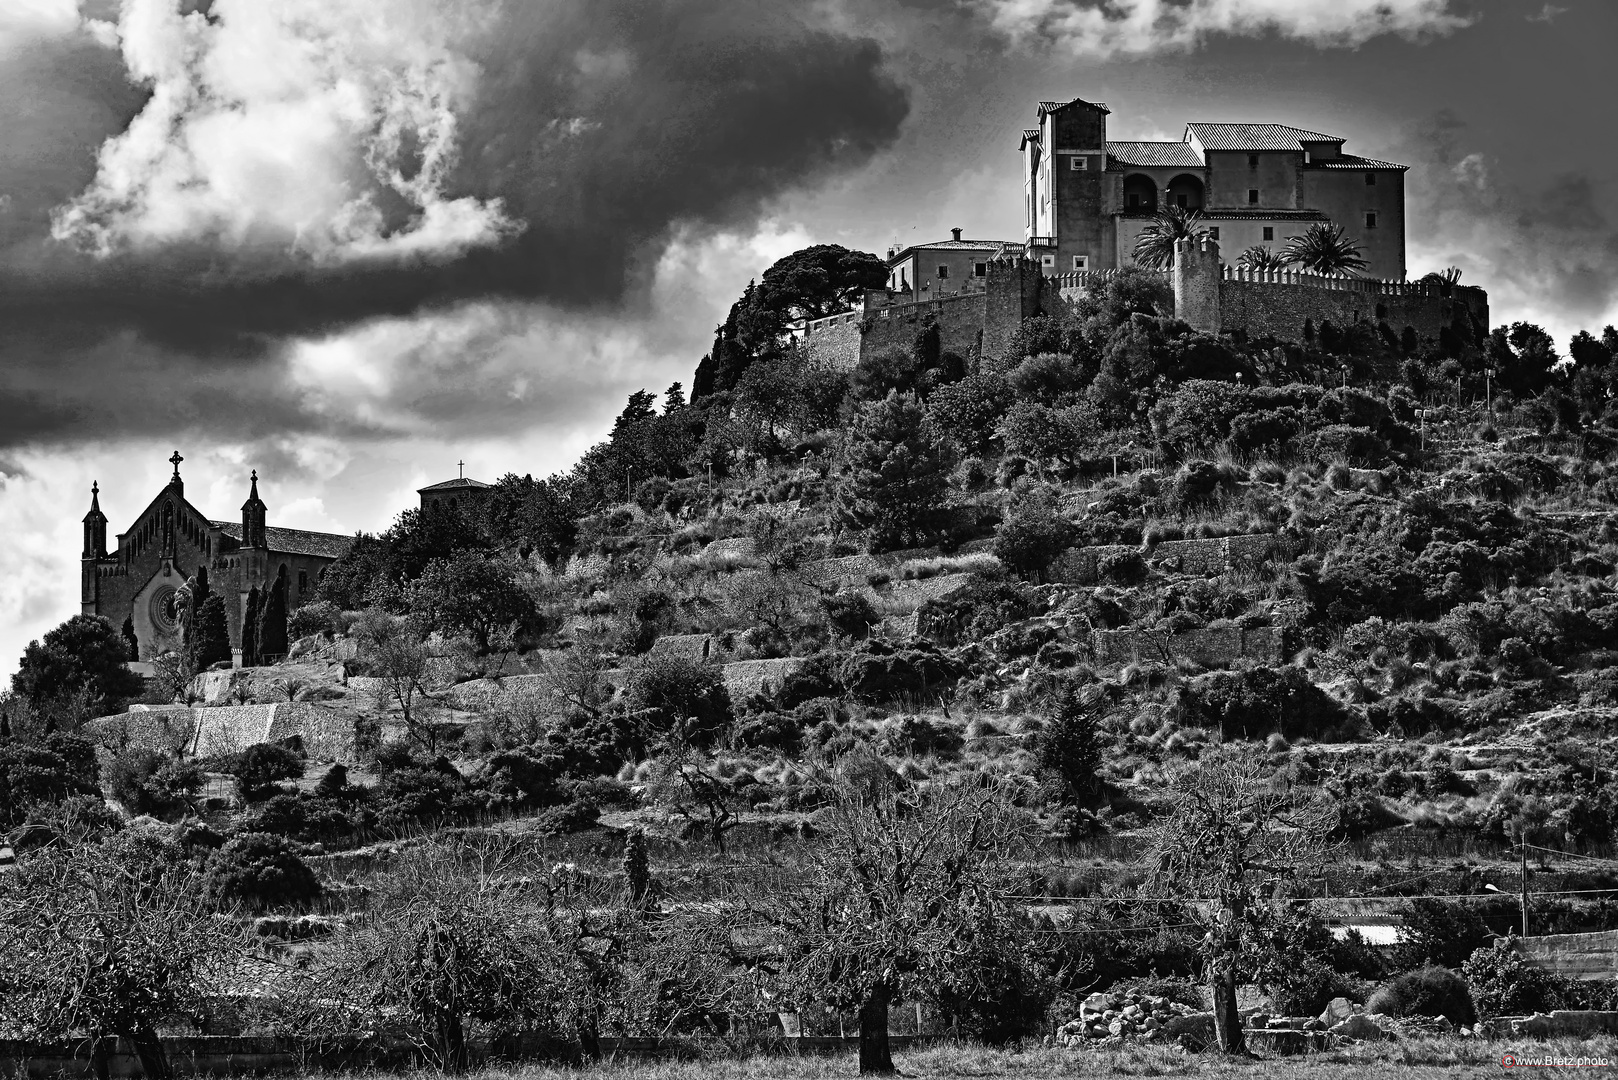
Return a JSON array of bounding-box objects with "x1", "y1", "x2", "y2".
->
[{"x1": 80, "y1": 453, "x2": 354, "y2": 663}]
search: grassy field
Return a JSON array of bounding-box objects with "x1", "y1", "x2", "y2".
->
[{"x1": 351, "y1": 1038, "x2": 1618, "y2": 1080}]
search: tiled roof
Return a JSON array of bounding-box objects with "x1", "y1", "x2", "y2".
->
[
  {"x1": 1195, "y1": 209, "x2": 1329, "y2": 221},
  {"x1": 1185, "y1": 123, "x2": 1343, "y2": 151},
  {"x1": 1022, "y1": 128, "x2": 1041, "y2": 145},
  {"x1": 417, "y1": 477, "x2": 493, "y2": 492},
  {"x1": 888, "y1": 240, "x2": 1024, "y2": 266},
  {"x1": 1309, "y1": 155, "x2": 1408, "y2": 171},
  {"x1": 213, "y1": 522, "x2": 355, "y2": 560},
  {"x1": 1038, "y1": 97, "x2": 1109, "y2": 116},
  {"x1": 1107, "y1": 141, "x2": 1205, "y2": 168}
]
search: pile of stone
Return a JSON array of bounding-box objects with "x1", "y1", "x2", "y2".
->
[
  {"x1": 1055, "y1": 991, "x2": 1202, "y2": 1045},
  {"x1": 1057, "y1": 995, "x2": 1421, "y2": 1053}
]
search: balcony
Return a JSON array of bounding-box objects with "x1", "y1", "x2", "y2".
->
[{"x1": 1026, "y1": 236, "x2": 1057, "y2": 248}]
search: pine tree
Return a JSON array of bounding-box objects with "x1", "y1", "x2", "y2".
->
[
  {"x1": 257, "y1": 572, "x2": 289, "y2": 661},
  {"x1": 837, "y1": 391, "x2": 952, "y2": 552},
  {"x1": 192, "y1": 594, "x2": 233, "y2": 671}
]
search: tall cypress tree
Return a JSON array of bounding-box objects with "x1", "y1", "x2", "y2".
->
[
  {"x1": 242, "y1": 587, "x2": 262, "y2": 668},
  {"x1": 257, "y1": 571, "x2": 289, "y2": 661},
  {"x1": 193, "y1": 594, "x2": 233, "y2": 671}
]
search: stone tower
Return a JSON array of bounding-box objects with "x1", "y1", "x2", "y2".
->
[
  {"x1": 1022, "y1": 97, "x2": 1112, "y2": 274},
  {"x1": 983, "y1": 254, "x2": 1044, "y2": 363},
  {"x1": 1173, "y1": 235, "x2": 1222, "y2": 335},
  {"x1": 81, "y1": 482, "x2": 108, "y2": 614}
]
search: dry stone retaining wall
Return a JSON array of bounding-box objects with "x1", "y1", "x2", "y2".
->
[
  {"x1": 720, "y1": 658, "x2": 806, "y2": 699},
  {"x1": 1090, "y1": 625, "x2": 1282, "y2": 667},
  {"x1": 1049, "y1": 534, "x2": 1275, "y2": 584}
]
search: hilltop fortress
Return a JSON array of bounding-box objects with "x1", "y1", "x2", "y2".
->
[{"x1": 806, "y1": 96, "x2": 1488, "y2": 370}]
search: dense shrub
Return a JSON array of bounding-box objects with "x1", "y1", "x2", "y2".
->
[
  {"x1": 1031, "y1": 681, "x2": 1103, "y2": 806},
  {"x1": 106, "y1": 749, "x2": 203, "y2": 819},
  {"x1": 1394, "y1": 898, "x2": 1495, "y2": 971},
  {"x1": 0, "y1": 735, "x2": 99, "y2": 828},
  {"x1": 207, "y1": 743, "x2": 306, "y2": 801},
  {"x1": 202, "y1": 832, "x2": 322, "y2": 910},
  {"x1": 623, "y1": 653, "x2": 733, "y2": 749},
  {"x1": 1461, "y1": 939, "x2": 1584, "y2": 1018},
  {"x1": 836, "y1": 639, "x2": 967, "y2": 702},
  {"x1": 1366, "y1": 966, "x2": 1477, "y2": 1028},
  {"x1": 1176, "y1": 666, "x2": 1348, "y2": 741}
]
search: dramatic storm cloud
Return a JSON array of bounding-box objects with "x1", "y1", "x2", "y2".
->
[
  {"x1": 0, "y1": 0, "x2": 910, "y2": 446},
  {"x1": 965, "y1": 0, "x2": 1472, "y2": 55},
  {"x1": 1402, "y1": 111, "x2": 1618, "y2": 344}
]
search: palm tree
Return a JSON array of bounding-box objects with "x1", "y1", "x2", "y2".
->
[
  {"x1": 1236, "y1": 245, "x2": 1286, "y2": 271},
  {"x1": 1419, "y1": 266, "x2": 1463, "y2": 295},
  {"x1": 1131, "y1": 207, "x2": 1208, "y2": 270},
  {"x1": 1279, "y1": 222, "x2": 1367, "y2": 277}
]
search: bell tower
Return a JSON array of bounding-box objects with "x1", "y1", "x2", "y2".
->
[
  {"x1": 81, "y1": 482, "x2": 108, "y2": 614},
  {"x1": 241, "y1": 469, "x2": 267, "y2": 550}
]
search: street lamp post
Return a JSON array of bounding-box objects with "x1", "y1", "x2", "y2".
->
[{"x1": 1340, "y1": 364, "x2": 1349, "y2": 391}]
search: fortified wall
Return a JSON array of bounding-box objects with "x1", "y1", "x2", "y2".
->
[
  {"x1": 1171, "y1": 236, "x2": 1489, "y2": 347},
  {"x1": 802, "y1": 255, "x2": 1044, "y2": 370},
  {"x1": 806, "y1": 237, "x2": 1487, "y2": 373}
]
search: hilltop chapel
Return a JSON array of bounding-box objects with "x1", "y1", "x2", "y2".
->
[{"x1": 80, "y1": 452, "x2": 354, "y2": 663}]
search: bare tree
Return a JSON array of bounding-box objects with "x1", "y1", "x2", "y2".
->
[
  {"x1": 532, "y1": 636, "x2": 615, "y2": 721},
  {"x1": 0, "y1": 841, "x2": 242, "y2": 1080},
  {"x1": 642, "y1": 736, "x2": 740, "y2": 854},
  {"x1": 354, "y1": 608, "x2": 446, "y2": 751},
  {"x1": 1147, "y1": 756, "x2": 1338, "y2": 1054},
  {"x1": 763, "y1": 762, "x2": 1041, "y2": 1075}
]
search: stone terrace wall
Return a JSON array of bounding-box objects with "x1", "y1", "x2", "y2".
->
[
  {"x1": 1091, "y1": 625, "x2": 1282, "y2": 667},
  {"x1": 90, "y1": 703, "x2": 357, "y2": 761},
  {"x1": 1511, "y1": 930, "x2": 1618, "y2": 981},
  {"x1": 720, "y1": 658, "x2": 806, "y2": 699},
  {"x1": 1048, "y1": 535, "x2": 1275, "y2": 584}
]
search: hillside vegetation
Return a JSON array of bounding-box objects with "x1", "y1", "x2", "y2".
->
[{"x1": 5, "y1": 249, "x2": 1618, "y2": 1071}]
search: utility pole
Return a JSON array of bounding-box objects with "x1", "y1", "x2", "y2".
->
[{"x1": 1520, "y1": 843, "x2": 1530, "y2": 937}]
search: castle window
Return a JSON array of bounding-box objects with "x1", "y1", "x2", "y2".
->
[
  {"x1": 1073, "y1": 255, "x2": 1088, "y2": 271},
  {"x1": 1365, "y1": 212, "x2": 1378, "y2": 229},
  {"x1": 1070, "y1": 156, "x2": 1087, "y2": 170},
  {"x1": 1365, "y1": 172, "x2": 1377, "y2": 186},
  {"x1": 1263, "y1": 227, "x2": 1274, "y2": 241},
  {"x1": 1176, "y1": 193, "x2": 1188, "y2": 208},
  {"x1": 973, "y1": 262, "x2": 987, "y2": 278},
  {"x1": 1248, "y1": 154, "x2": 1259, "y2": 169},
  {"x1": 937, "y1": 265, "x2": 949, "y2": 279},
  {"x1": 1208, "y1": 227, "x2": 1219, "y2": 240},
  {"x1": 298, "y1": 571, "x2": 308, "y2": 594},
  {"x1": 1248, "y1": 189, "x2": 1260, "y2": 205}
]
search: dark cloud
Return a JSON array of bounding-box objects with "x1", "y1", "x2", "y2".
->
[
  {"x1": 1400, "y1": 110, "x2": 1618, "y2": 337},
  {"x1": 0, "y1": 0, "x2": 910, "y2": 446}
]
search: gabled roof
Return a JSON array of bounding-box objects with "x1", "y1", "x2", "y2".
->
[
  {"x1": 1107, "y1": 141, "x2": 1205, "y2": 169},
  {"x1": 417, "y1": 477, "x2": 493, "y2": 493},
  {"x1": 886, "y1": 240, "x2": 1024, "y2": 267},
  {"x1": 1185, "y1": 123, "x2": 1343, "y2": 151},
  {"x1": 1038, "y1": 97, "x2": 1109, "y2": 116},
  {"x1": 213, "y1": 522, "x2": 354, "y2": 560},
  {"x1": 1021, "y1": 128, "x2": 1042, "y2": 150}
]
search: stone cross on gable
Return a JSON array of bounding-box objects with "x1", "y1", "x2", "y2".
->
[
  {"x1": 169, "y1": 450, "x2": 184, "y2": 477},
  {"x1": 458, "y1": 460, "x2": 464, "y2": 479}
]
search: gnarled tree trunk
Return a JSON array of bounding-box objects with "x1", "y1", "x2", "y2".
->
[
  {"x1": 858, "y1": 985, "x2": 895, "y2": 1076},
  {"x1": 130, "y1": 1027, "x2": 170, "y2": 1080}
]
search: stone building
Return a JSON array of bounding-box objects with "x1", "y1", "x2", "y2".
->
[
  {"x1": 418, "y1": 474, "x2": 492, "y2": 513},
  {"x1": 1022, "y1": 96, "x2": 1408, "y2": 280},
  {"x1": 80, "y1": 453, "x2": 353, "y2": 663},
  {"x1": 883, "y1": 229, "x2": 1025, "y2": 299}
]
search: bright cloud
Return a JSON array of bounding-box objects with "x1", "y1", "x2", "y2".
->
[
  {"x1": 974, "y1": 0, "x2": 1472, "y2": 55},
  {"x1": 50, "y1": 0, "x2": 520, "y2": 264}
]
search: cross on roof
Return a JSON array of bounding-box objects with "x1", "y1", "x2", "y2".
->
[
  {"x1": 169, "y1": 450, "x2": 183, "y2": 476},
  {"x1": 458, "y1": 460, "x2": 464, "y2": 479}
]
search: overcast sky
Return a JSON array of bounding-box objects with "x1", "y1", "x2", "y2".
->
[{"x1": 2, "y1": 0, "x2": 1614, "y2": 676}]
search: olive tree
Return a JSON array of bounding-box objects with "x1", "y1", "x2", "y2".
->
[
  {"x1": 766, "y1": 763, "x2": 1042, "y2": 1075},
  {"x1": 1147, "y1": 756, "x2": 1337, "y2": 1054},
  {"x1": 0, "y1": 836, "x2": 240, "y2": 1079}
]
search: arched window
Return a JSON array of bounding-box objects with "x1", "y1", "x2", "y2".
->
[
  {"x1": 1123, "y1": 174, "x2": 1158, "y2": 213},
  {"x1": 1166, "y1": 174, "x2": 1205, "y2": 211}
]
